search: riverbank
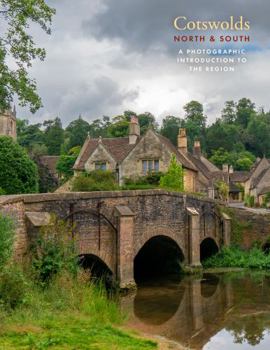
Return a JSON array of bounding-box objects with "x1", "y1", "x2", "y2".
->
[{"x1": 0, "y1": 276, "x2": 157, "y2": 350}]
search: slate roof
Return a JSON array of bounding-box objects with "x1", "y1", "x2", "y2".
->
[{"x1": 250, "y1": 167, "x2": 270, "y2": 189}]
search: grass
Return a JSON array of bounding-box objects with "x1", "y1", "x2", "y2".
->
[
  {"x1": 203, "y1": 246, "x2": 270, "y2": 269},
  {"x1": 0, "y1": 272, "x2": 157, "y2": 350}
]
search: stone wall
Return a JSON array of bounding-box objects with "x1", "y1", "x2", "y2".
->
[
  {"x1": 0, "y1": 197, "x2": 28, "y2": 260},
  {"x1": 232, "y1": 208, "x2": 270, "y2": 249}
]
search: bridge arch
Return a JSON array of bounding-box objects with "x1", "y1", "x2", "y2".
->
[
  {"x1": 200, "y1": 237, "x2": 219, "y2": 263},
  {"x1": 78, "y1": 253, "x2": 113, "y2": 279},
  {"x1": 134, "y1": 235, "x2": 185, "y2": 283}
]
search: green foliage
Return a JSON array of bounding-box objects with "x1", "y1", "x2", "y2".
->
[
  {"x1": 31, "y1": 217, "x2": 78, "y2": 285},
  {"x1": 160, "y1": 115, "x2": 182, "y2": 146},
  {"x1": 215, "y1": 180, "x2": 229, "y2": 201},
  {"x1": 44, "y1": 117, "x2": 64, "y2": 155},
  {"x1": 0, "y1": 187, "x2": 5, "y2": 195},
  {"x1": 72, "y1": 170, "x2": 119, "y2": 192},
  {"x1": 244, "y1": 194, "x2": 255, "y2": 208},
  {"x1": 65, "y1": 116, "x2": 90, "y2": 149},
  {"x1": 0, "y1": 214, "x2": 15, "y2": 268},
  {"x1": 0, "y1": 136, "x2": 38, "y2": 194},
  {"x1": 122, "y1": 172, "x2": 163, "y2": 190},
  {"x1": 203, "y1": 246, "x2": 270, "y2": 269},
  {"x1": 0, "y1": 265, "x2": 28, "y2": 310},
  {"x1": 0, "y1": 0, "x2": 55, "y2": 112},
  {"x1": 209, "y1": 147, "x2": 255, "y2": 170},
  {"x1": 160, "y1": 155, "x2": 184, "y2": 191},
  {"x1": 262, "y1": 192, "x2": 270, "y2": 208},
  {"x1": 56, "y1": 155, "x2": 77, "y2": 181}
]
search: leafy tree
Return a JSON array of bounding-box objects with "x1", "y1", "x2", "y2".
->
[
  {"x1": 221, "y1": 100, "x2": 236, "y2": 123},
  {"x1": 183, "y1": 101, "x2": 207, "y2": 150},
  {"x1": 215, "y1": 180, "x2": 229, "y2": 202},
  {"x1": 65, "y1": 116, "x2": 90, "y2": 149},
  {"x1": 0, "y1": 0, "x2": 55, "y2": 112},
  {"x1": 247, "y1": 113, "x2": 270, "y2": 157},
  {"x1": 56, "y1": 146, "x2": 81, "y2": 181},
  {"x1": 205, "y1": 121, "x2": 242, "y2": 154},
  {"x1": 138, "y1": 112, "x2": 157, "y2": 134},
  {"x1": 107, "y1": 115, "x2": 129, "y2": 137},
  {"x1": 44, "y1": 117, "x2": 64, "y2": 155},
  {"x1": 160, "y1": 155, "x2": 184, "y2": 191},
  {"x1": 89, "y1": 116, "x2": 111, "y2": 138},
  {"x1": 0, "y1": 214, "x2": 14, "y2": 268},
  {"x1": 0, "y1": 136, "x2": 38, "y2": 194},
  {"x1": 236, "y1": 98, "x2": 256, "y2": 128},
  {"x1": 17, "y1": 119, "x2": 45, "y2": 151},
  {"x1": 160, "y1": 115, "x2": 182, "y2": 146}
]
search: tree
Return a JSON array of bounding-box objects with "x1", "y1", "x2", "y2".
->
[
  {"x1": 236, "y1": 98, "x2": 256, "y2": 128},
  {"x1": 247, "y1": 113, "x2": 270, "y2": 157},
  {"x1": 56, "y1": 146, "x2": 81, "y2": 181},
  {"x1": 44, "y1": 117, "x2": 64, "y2": 155},
  {"x1": 17, "y1": 119, "x2": 45, "y2": 151},
  {"x1": 0, "y1": 0, "x2": 55, "y2": 112},
  {"x1": 66, "y1": 116, "x2": 90, "y2": 149},
  {"x1": 183, "y1": 101, "x2": 207, "y2": 150},
  {"x1": 160, "y1": 155, "x2": 184, "y2": 191},
  {"x1": 0, "y1": 136, "x2": 38, "y2": 194},
  {"x1": 160, "y1": 115, "x2": 182, "y2": 146},
  {"x1": 221, "y1": 101, "x2": 236, "y2": 123},
  {"x1": 138, "y1": 112, "x2": 157, "y2": 134}
]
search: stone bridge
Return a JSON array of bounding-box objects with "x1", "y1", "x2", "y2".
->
[{"x1": 0, "y1": 190, "x2": 231, "y2": 288}]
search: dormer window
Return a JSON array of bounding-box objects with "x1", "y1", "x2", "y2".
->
[
  {"x1": 142, "y1": 160, "x2": 159, "y2": 175},
  {"x1": 95, "y1": 162, "x2": 107, "y2": 171}
]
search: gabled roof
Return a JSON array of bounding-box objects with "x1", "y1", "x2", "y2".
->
[
  {"x1": 230, "y1": 171, "x2": 250, "y2": 183},
  {"x1": 188, "y1": 153, "x2": 220, "y2": 180},
  {"x1": 74, "y1": 136, "x2": 139, "y2": 170},
  {"x1": 156, "y1": 134, "x2": 197, "y2": 171},
  {"x1": 250, "y1": 166, "x2": 270, "y2": 189}
]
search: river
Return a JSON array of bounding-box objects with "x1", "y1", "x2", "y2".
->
[{"x1": 120, "y1": 272, "x2": 270, "y2": 349}]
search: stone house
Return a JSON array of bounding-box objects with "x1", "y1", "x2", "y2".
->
[
  {"x1": 0, "y1": 107, "x2": 17, "y2": 140},
  {"x1": 74, "y1": 117, "x2": 201, "y2": 192}
]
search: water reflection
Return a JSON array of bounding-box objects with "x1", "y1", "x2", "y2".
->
[{"x1": 120, "y1": 273, "x2": 270, "y2": 349}]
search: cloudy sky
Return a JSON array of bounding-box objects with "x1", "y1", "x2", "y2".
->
[{"x1": 18, "y1": 0, "x2": 270, "y2": 126}]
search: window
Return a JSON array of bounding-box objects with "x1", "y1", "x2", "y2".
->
[
  {"x1": 142, "y1": 160, "x2": 159, "y2": 174},
  {"x1": 95, "y1": 162, "x2": 107, "y2": 171}
]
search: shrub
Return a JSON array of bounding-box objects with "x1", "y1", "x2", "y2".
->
[
  {"x1": 203, "y1": 246, "x2": 270, "y2": 269},
  {"x1": 0, "y1": 187, "x2": 6, "y2": 195},
  {"x1": 31, "y1": 217, "x2": 78, "y2": 285},
  {"x1": 72, "y1": 170, "x2": 119, "y2": 192},
  {"x1": 0, "y1": 136, "x2": 38, "y2": 194},
  {"x1": 244, "y1": 194, "x2": 255, "y2": 207},
  {"x1": 0, "y1": 265, "x2": 28, "y2": 310},
  {"x1": 160, "y1": 154, "x2": 184, "y2": 191}
]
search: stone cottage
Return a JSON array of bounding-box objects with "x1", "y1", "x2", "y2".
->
[{"x1": 73, "y1": 117, "x2": 200, "y2": 192}]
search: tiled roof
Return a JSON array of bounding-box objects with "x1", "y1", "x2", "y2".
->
[
  {"x1": 73, "y1": 137, "x2": 138, "y2": 170},
  {"x1": 230, "y1": 171, "x2": 250, "y2": 183}
]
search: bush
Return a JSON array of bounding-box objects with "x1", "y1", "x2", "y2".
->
[
  {"x1": 0, "y1": 214, "x2": 15, "y2": 268},
  {"x1": 72, "y1": 170, "x2": 119, "y2": 192},
  {"x1": 0, "y1": 136, "x2": 38, "y2": 194},
  {"x1": 31, "y1": 217, "x2": 78, "y2": 285},
  {"x1": 160, "y1": 155, "x2": 184, "y2": 191},
  {"x1": 203, "y1": 246, "x2": 270, "y2": 269},
  {"x1": 0, "y1": 265, "x2": 28, "y2": 310},
  {"x1": 244, "y1": 194, "x2": 255, "y2": 207}
]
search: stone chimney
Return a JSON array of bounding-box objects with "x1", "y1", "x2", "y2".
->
[
  {"x1": 178, "y1": 128, "x2": 187, "y2": 153},
  {"x1": 229, "y1": 165, "x2": 234, "y2": 174},
  {"x1": 193, "y1": 140, "x2": 201, "y2": 157},
  {"x1": 222, "y1": 164, "x2": 229, "y2": 173},
  {"x1": 129, "y1": 116, "x2": 140, "y2": 144}
]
